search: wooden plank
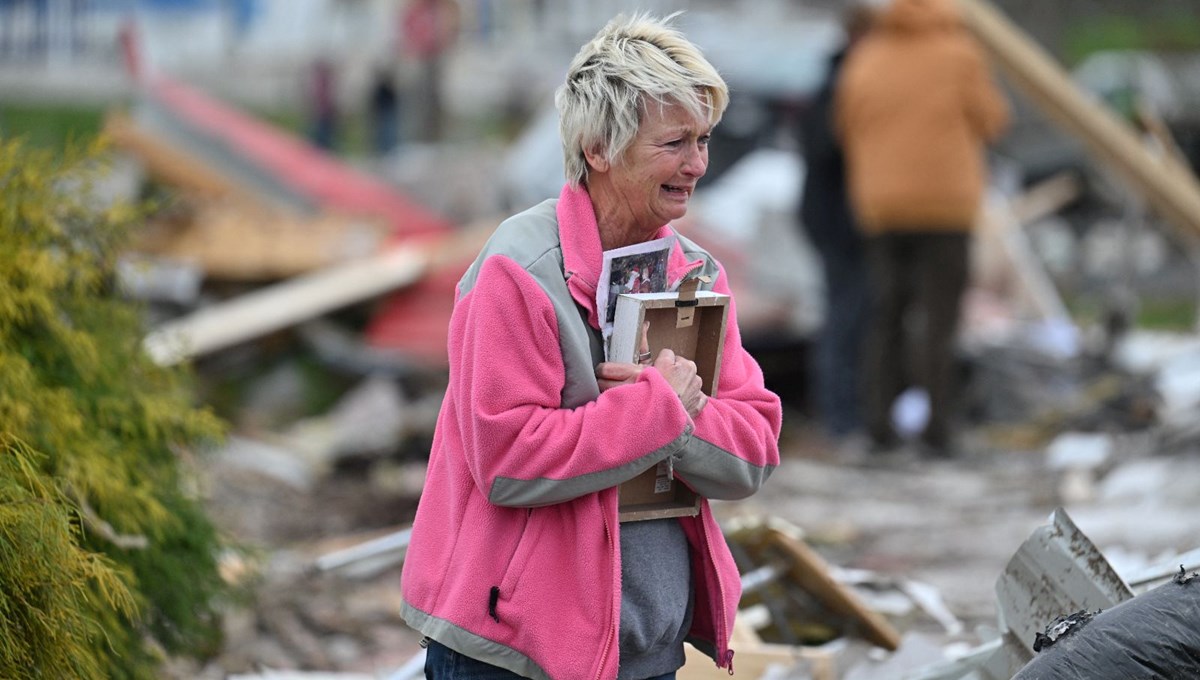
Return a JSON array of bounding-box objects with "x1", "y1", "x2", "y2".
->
[
  {"x1": 681, "y1": 641, "x2": 802, "y2": 680},
  {"x1": 768, "y1": 527, "x2": 902, "y2": 651},
  {"x1": 973, "y1": 172, "x2": 1081, "y2": 322},
  {"x1": 1010, "y1": 171, "x2": 1083, "y2": 226},
  {"x1": 1133, "y1": 100, "x2": 1191, "y2": 171},
  {"x1": 143, "y1": 245, "x2": 427, "y2": 366},
  {"x1": 957, "y1": 0, "x2": 1200, "y2": 238},
  {"x1": 133, "y1": 201, "x2": 392, "y2": 281},
  {"x1": 681, "y1": 638, "x2": 838, "y2": 680}
]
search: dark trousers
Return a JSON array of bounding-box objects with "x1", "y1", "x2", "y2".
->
[
  {"x1": 424, "y1": 640, "x2": 676, "y2": 680},
  {"x1": 809, "y1": 242, "x2": 869, "y2": 437},
  {"x1": 863, "y1": 232, "x2": 969, "y2": 451}
]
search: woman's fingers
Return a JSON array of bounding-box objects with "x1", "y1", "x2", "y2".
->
[
  {"x1": 598, "y1": 351, "x2": 706, "y2": 416},
  {"x1": 595, "y1": 361, "x2": 643, "y2": 391}
]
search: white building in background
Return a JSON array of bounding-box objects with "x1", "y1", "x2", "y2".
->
[{"x1": 0, "y1": 0, "x2": 839, "y2": 113}]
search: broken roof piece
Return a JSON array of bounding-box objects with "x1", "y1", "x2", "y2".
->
[
  {"x1": 141, "y1": 75, "x2": 452, "y2": 237},
  {"x1": 994, "y1": 507, "x2": 1133, "y2": 663}
]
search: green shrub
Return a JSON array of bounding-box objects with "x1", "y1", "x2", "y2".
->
[{"x1": 0, "y1": 138, "x2": 228, "y2": 678}]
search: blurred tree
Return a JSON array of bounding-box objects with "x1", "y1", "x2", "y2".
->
[
  {"x1": 996, "y1": 0, "x2": 1200, "y2": 63},
  {"x1": 0, "y1": 138, "x2": 228, "y2": 678},
  {"x1": 1064, "y1": 13, "x2": 1200, "y2": 64}
]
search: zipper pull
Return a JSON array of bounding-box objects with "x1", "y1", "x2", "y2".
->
[{"x1": 488, "y1": 586, "x2": 501, "y2": 623}]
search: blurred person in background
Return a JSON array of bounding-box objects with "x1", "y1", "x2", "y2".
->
[
  {"x1": 400, "y1": 0, "x2": 460, "y2": 142},
  {"x1": 368, "y1": 64, "x2": 400, "y2": 154},
  {"x1": 797, "y1": 3, "x2": 876, "y2": 453},
  {"x1": 400, "y1": 13, "x2": 781, "y2": 680},
  {"x1": 307, "y1": 57, "x2": 339, "y2": 151},
  {"x1": 836, "y1": 0, "x2": 1009, "y2": 458}
]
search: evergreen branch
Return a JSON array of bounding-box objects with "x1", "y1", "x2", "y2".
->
[{"x1": 68, "y1": 486, "x2": 149, "y2": 550}]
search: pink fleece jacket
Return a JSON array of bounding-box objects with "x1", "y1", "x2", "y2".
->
[{"x1": 400, "y1": 184, "x2": 782, "y2": 680}]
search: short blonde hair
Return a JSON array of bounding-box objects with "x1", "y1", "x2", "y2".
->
[{"x1": 555, "y1": 13, "x2": 729, "y2": 187}]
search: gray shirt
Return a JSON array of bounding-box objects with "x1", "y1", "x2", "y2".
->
[{"x1": 618, "y1": 518, "x2": 693, "y2": 680}]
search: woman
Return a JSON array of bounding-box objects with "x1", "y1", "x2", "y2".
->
[{"x1": 400, "y1": 13, "x2": 782, "y2": 680}]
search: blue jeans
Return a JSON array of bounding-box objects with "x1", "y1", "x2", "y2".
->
[
  {"x1": 423, "y1": 639, "x2": 676, "y2": 680},
  {"x1": 809, "y1": 239, "x2": 869, "y2": 437}
]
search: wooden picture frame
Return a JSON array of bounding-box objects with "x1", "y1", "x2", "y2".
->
[{"x1": 608, "y1": 282, "x2": 729, "y2": 521}]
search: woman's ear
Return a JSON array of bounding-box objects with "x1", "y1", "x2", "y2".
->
[{"x1": 583, "y1": 147, "x2": 610, "y2": 173}]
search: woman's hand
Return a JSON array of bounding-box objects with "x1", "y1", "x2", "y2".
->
[
  {"x1": 596, "y1": 320, "x2": 654, "y2": 392},
  {"x1": 654, "y1": 348, "x2": 707, "y2": 418},
  {"x1": 596, "y1": 361, "x2": 644, "y2": 392},
  {"x1": 594, "y1": 321, "x2": 706, "y2": 417},
  {"x1": 594, "y1": 350, "x2": 706, "y2": 418}
]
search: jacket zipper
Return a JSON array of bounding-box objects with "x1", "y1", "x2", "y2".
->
[
  {"x1": 701, "y1": 507, "x2": 734, "y2": 673},
  {"x1": 593, "y1": 502, "x2": 617, "y2": 680}
]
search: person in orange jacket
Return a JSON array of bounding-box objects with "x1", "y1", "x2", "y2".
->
[{"x1": 835, "y1": 0, "x2": 1010, "y2": 457}]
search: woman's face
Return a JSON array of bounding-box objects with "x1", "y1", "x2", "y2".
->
[{"x1": 597, "y1": 100, "x2": 712, "y2": 238}]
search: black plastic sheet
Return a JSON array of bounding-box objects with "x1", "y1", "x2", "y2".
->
[{"x1": 1013, "y1": 570, "x2": 1200, "y2": 679}]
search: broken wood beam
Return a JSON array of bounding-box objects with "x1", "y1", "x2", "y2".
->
[
  {"x1": 681, "y1": 637, "x2": 836, "y2": 680},
  {"x1": 314, "y1": 527, "x2": 412, "y2": 579},
  {"x1": 975, "y1": 173, "x2": 1078, "y2": 323},
  {"x1": 1010, "y1": 171, "x2": 1082, "y2": 226},
  {"x1": 957, "y1": 0, "x2": 1200, "y2": 239},
  {"x1": 768, "y1": 526, "x2": 902, "y2": 651},
  {"x1": 143, "y1": 245, "x2": 426, "y2": 366}
]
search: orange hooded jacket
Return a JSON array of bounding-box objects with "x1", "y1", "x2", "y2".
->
[{"x1": 835, "y1": 0, "x2": 1010, "y2": 234}]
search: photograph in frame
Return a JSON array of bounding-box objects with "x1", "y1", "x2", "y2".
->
[{"x1": 597, "y1": 235, "x2": 676, "y2": 355}]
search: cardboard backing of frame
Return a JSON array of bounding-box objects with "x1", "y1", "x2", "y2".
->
[{"x1": 609, "y1": 289, "x2": 729, "y2": 521}]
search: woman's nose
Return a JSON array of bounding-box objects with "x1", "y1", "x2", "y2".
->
[{"x1": 682, "y1": 143, "x2": 707, "y2": 177}]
